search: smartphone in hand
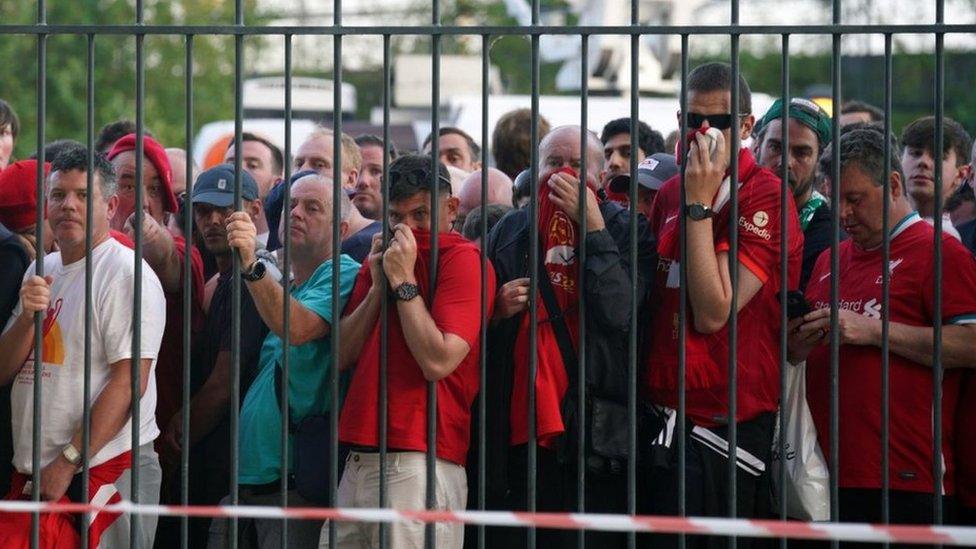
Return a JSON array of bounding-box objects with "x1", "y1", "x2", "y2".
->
[{"x1": 787, "y1": 290, "x2": 812, "y2": 320}]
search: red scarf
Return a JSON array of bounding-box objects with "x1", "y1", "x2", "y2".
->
[{"x1": 510, "y1": 167, "x2": 598, "y2": 447}]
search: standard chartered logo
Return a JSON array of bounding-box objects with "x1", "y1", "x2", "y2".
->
[{"x1": 862, "y1": 298, "x2": 882, "y2": 320}]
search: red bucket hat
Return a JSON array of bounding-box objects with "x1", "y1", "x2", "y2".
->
[{"x1": 107, "y1": 133, "x2": 179, "y2": 213}]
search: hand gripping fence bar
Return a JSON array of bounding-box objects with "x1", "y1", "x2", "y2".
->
[{"x1": 2, "y1": 501, "x2": 976, "y2": 546}]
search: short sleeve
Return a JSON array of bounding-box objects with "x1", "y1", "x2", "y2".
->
[
  {"x1": 99, "y1": 264, "x2": 167, "y2": 365},
  {"x1": 297, "y1": 257, "x2": 360, "y2": 325},
  {"x1": 923, "y1": 236, "x2": 976, "y2": 325},
  {"x1": 431, "y1": 246, "x2": 496, "y2": 348}
]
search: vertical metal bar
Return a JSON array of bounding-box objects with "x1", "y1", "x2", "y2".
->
[
  {"x1": 728, "y1": 0, "x2": 741, "y2": 537},
  {"x1": 576, "y1": 31, "x2": 589, "y2": 549},
  {"x1": 131, "y1": 0, "x2": 146, "y2": 543},
  {"x1": 378, "y1": 31, "x2": 392, "y2": 549},
  {"x1": 627, "y1": 11, "x2": 640, "y2": 549},
  {"x1": 880, "y1": 32, "x2": 892, "y2": 529},
  {"x1": 181, "y1": 33, "x2": 194, "y2": 549},
  {"x1": 279, "y1": 32, "x2": 293, "y2": 549},
  {"x1": 527, "y1": 1, "x2": 540, "y2": 547},
  {"x1": 426, "y1": 1, "x2": 442, "y2": 545},
  {"x1": 777, "y1": 34, "x2": 790, "y2": 549},
  {"x1": 828, "y1": 0, "x2": 843, "y2": 536},
  {"x1": 80, "y1": 31, "x2": 96, "y2": 549},
  {"x1": 329, "y1": 2, "x2": 343, "y2": 543},
  {"x1": 477, "y1": 31, "x2": 490, "y2": 549},
  {"x1": 229, "y1": 4, "x2": 245, "y2": 548},
  {"x1": 932, "y1": 0, "x2": 945, "y2": 526},
  {"x1": 30, "y1": 0, "x2": 47, "y2": 545},
  {"x1": 677, "y1": 32, "x2": 689, "y2": 549}
]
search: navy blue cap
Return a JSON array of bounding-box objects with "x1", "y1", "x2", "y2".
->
[{"x1": 191, "y1": 163, "x2": 259, "y2": 207}]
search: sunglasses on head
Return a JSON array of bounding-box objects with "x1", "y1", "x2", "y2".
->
[
  {"x1": 389, "y1": 167, "x2": 453, "y2": 193},
  {"x1": 683, "y1": 112, "x2": 749, "y2": 131}
]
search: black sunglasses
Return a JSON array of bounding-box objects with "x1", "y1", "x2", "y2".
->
[{"x1": 683, "y1": 112, "x2": 750, "y2": 131}]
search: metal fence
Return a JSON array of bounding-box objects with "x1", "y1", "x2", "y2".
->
[{"x1": 2, "y1": 0, "x2": 975, "y2": 548}]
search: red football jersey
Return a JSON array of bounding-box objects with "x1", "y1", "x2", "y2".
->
[
  {"x1": 804, "y1": 213, "x2": 976, "y2": 494},
  {"x1": 645, "y1": 149, "x2": 804, "y2": 427}
]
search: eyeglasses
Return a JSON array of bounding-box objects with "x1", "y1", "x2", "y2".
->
[
  {"x1": 682, "y1": 112, "x2": 750, "y2": 130},
  {"x1": 389, "y1": 167, "x2": 453, "y2": 194}
]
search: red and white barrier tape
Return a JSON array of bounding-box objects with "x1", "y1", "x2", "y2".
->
[{"x1": 1, "y1": 500, "x2": 974, "y2": 545}]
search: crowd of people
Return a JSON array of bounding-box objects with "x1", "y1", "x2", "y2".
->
[{"x1": 0, "y1": 60, "x2": 974, "y2": 549}]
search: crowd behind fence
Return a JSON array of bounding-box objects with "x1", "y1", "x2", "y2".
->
[{"x1": 1, "y1": 2, "x2": 976, "y2": 549}]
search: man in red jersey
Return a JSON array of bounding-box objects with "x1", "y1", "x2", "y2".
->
[
  {"x1": 330, "y1": 154, "x2": 495, "y2": 548},
  {"x1": 789, "y1": 127, "x2": 976, "y2": 524},
  {"x1": 643, "y1": 62, "x2": 804, "y2": 539}
]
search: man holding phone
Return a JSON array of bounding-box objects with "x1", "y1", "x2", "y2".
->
[
  {"x1": 789, "y1": 127, "x2": 976, "y2": 525},
  {"x1": 643, "y1": 62, "x2": 804, "y2": 534}
]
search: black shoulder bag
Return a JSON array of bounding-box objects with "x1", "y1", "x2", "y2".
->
[
  {"x1": 274, "y1": 365, "x2": 335, "y2": 505},
  {"x1": 537, "y1": 256, "x2": 630, "y2": 475}
]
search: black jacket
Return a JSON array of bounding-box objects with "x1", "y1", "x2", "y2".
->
[{"x1": 480, "y1": 201, "x2": 655, "y2": 500}]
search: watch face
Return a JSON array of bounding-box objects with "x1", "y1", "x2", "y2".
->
[{"x1": 396, "y1": 283, "x2": 419, "y2": 301}]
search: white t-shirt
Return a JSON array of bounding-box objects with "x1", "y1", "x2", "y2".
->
[{"x1": 5, "y1": 237, "x2": 166, "y2": 472}]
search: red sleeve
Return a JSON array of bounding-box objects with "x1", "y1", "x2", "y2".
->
[
  {"x1": 342, "y1": 261, "x2": 373, "y2": 317},
  {"x1": 431, "y1": 246, "x2": 495, "y2": 348},
  {"x1": 716, "y1": 176, "x2": 799, "y2": 284},
  {"x1": 922, "y1": 235, "x2": 976, "y2": 325},
  {"x1": 649, "y1": 176, "x2": 680, "y2": 238},
  {"x1": 172, "y1": 235, "x2": 205, "y2": 308}
]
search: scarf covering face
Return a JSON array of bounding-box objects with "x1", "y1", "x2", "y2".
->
[
  {"x1": 510, "y1": 167, "x2": 600, "y2": 447},
  {"x1": 401, "y1": 227, "x2": 468, "y2": 301}
]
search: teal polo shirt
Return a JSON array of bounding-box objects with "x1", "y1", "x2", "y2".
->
[{"x1": 238, "y1": 254, "x2": 360, "y2": 485}]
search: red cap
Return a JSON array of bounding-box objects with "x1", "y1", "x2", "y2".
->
[
  {"x1": 107, "y1": 133, "x2": 179, "y2": 213},
  {"x1": 0, "y1": 160, "x2": 51, "y2": 232}
]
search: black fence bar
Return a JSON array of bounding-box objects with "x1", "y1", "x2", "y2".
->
[
  {"x1": 932, "y1": 0, "x2": 946, "y2": 527},
  {"x1": 728, "y1": 1, "x2": 742, "y2": 541},
  {"x1": 180, "y1": 32, "x2": 194, "y2": 549},
  {"x1": 378, "y1": 30, "x2": 392, "y2": 549},
  {"x1": 279, "y1": 31, "x2": 294, "y2": 549},
  {"x1": 627, "y1": 7, "x2": 640, "y2": 549},
  {"x1": 426, "y1": 3, "x2": 442, "y2": 548},
  {"x1": 79, "y1": 31, "x2": 96, "y2": 549},
  {"x1": 3, "y1": 23, "x2": 976, "y2": 35},
  {"x1": 30, "y1": 0, "x2": 47, "y2": 544},
  {"x1": 229, "y1": 4, "x2": 245, "y2": 548},
  {"x1": 777, "y1": 32, "x2": 790, "y2": 549},
  {"x1": 131, "y1": 0, "x2": 146, "y2": 540},
  {"x1": 677, "y1": 32, "x2": 689, "y2": 549},
  {"x1": 881, "y1": 31, "x2": 893, "y2": 528},
  {"x1": 328, "y1": 1, "x2": 343, "y2": 543},
  {"x1": 828, "y1": 0, "x2": 843, "y2": 534},
  {"x1": 577, "y1": 30, "x2": 589, "y2": 549},
  {"x1": 527, "y1": 0, "x2": 541, "y2": 544},
  {"x1": 477, "y1": 30, "x2": 491, "y2": 549}
]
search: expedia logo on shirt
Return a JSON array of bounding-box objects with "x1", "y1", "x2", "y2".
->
[{"x1": 739, "y1": 215, "x2": 772, "y2": 241}]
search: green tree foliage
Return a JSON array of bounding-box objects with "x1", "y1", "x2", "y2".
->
[{"x1": 1, "y1": 0, "x2": 267, "y2": 160}]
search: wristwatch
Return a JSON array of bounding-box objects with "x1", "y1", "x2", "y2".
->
[
  {"x1": 393, "y1": 282, "x2": 420, "y2": 301},
  {"x1": 62, "y1": 443, "x2": 82, "y2": 467},
  {"x1": 684, "y1": 202, "x2": 715, "y2": 221},
  {"x1": 242, "y1": 260, "x2": 267, "y2": 282}
]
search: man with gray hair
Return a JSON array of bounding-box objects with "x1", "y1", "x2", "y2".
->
[
  {"x1": 208, "y1": 172, "x2": 361, "y2": 547},
  {"x1": 790, "y1": 127, "x2": 976, "y2": 526}
]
